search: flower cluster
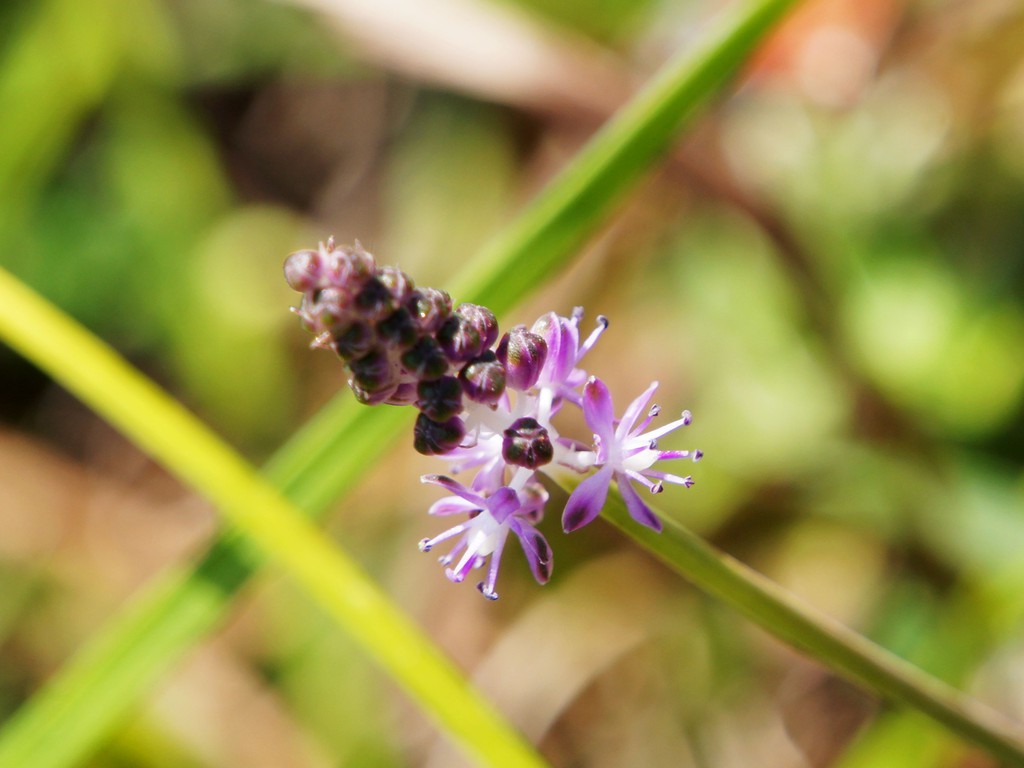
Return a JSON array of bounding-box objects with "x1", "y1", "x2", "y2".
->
[{"x1": 285, "y1": 239, "x2": 702, "y2": 599}]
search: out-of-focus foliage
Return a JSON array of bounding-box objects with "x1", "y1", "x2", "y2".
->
[{"x1": 2, "y1": 0, "x2": 1024, "y2": 766}]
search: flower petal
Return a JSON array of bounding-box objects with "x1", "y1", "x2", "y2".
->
[
  {"x1": 562, "y1": 465, "x2": 613, "y2": 532},
  {"x1": 617, "y1": 472, "x2": 663, "y2": 532},
  {"x1": 421, "y1": 474, "x2": 485, "y2": 506},
  {"x1": 486, "y1": 486, "x2": 520, "y2": 523},
  {"x1": 427, "y1": 496, "x2": 479, "y2": 517},
  {"x1": 532, "y1": 312, "x2": 579, "y2": 387},
  {"x1": 510, "y1": 519, "x2": 553, "y2": 584},
  {"x1": 581, "y1": 377, "x2": 616, "y2": 443}
]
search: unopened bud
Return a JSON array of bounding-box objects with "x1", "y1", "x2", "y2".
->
[
  {"x1": 438, "y1": 303, "x2": 498, "y2": 362},
  {"x1": 377, "y1": 266, "x2": 415, "y2": 303},
  {"x1": 350, "y1": 380, "x2": 398, "y2": 405},
  {"x1": 459, "y1": 351, "x2": 506, "y2": 405},
  {"x1": 496, "y1": 326, "x2": 547, "y2": 390},
  {"x1": 408, "y1": 288, "x2": 452, "y2": 335},
  {"x1": 384, "y1": 381, "x2": 419, "y2": 406},
  {"x1": 414, "y1": 414, "x2": 465, "y2": 455},
  {"x1": 283, "y1": 249, "x2": 324, "y2": 292},
  {"x1": 376, "y1": 307, "x2": 418, "y2": 348},
  {"x1": 333, "y1": 321, "x2": 375, "y2": 360},
  {"x1": 354, "y1": 276, "x2": 396, "y2": 322},
  {"x1": 349, "y1": 348, "x2": 395, "y2": 393},
  {"x1": 401, "y1": 337, "x2": 449, "y2": 381},
  {"x1": 339, "y1": 243, "x2": 376, "y2": 283},
  {"x1": 416, "y1": 376, "x2": 463, "y2": 421},
  {"x1": 502, "y1": 417, "x2": 553, "y2": 468}
]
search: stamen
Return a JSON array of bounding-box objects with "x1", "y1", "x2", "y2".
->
[
  {"x1": 642, "y1": 415, "x2": 693, "y2": 442},
  {"x1": 446, "y1": 547, "x2": 477, "y2": 582},
  {"x1": 655, "y1": 449, "x2": 697, "y2": 461},
  {"x1": 644, "y1": 469, "x2": 694, "y2": 486},
  {"x1": 479, "y1": 538, "x2": 506, "y2": 600},
  {"x1": 577, "y1": 316, "x2": 608, "y2": 361},
  {"x1": 477, "y1": 582, "x2": 499, "y2": 600},
  {"x1": 624, "y1": 469, "x2": 657, "y2": 491}
]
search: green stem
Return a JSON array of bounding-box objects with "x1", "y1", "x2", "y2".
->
[
  {"x1": 588, "y1": 480, "x2": 1024, "y2": 766},
  {"x1": 0, "y1": 267, "x2": 547, "y2": 768}
]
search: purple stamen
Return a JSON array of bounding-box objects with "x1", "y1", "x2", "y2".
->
[{"x1": 577, "y1": 316, "x2": 608, "y2": 362}]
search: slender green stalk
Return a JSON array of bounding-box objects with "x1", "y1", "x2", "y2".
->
[
  {"x1": 453, "y1": 0, "x2": 798, "y2": 314},
  {"x1": 0, "y1": 1, "x2": 800, "y2": 766},
  {"x1": 0, "y1": 268, "x2": 547, "y2": 768},
  {"x1": 588, "y1": 482, "x2": 1024, "y2": 766}
]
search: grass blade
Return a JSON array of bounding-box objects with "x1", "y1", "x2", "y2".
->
[
  {"x1": 588, "y1": 481, "x2": 1024, "y2": 766},
  {"x1": 0, "y1": 268, "x2": 547, "y2": 768},
  {"x1": 0, "y1": 0, "x2": 800, "y2": 765},
  {"x1": 452, "y1": 0, "x2": 799, "y2": 314}
]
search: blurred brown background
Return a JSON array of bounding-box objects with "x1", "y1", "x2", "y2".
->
[{"x1": 2, "y1": 0, "x2": 1024, "y2": 765}]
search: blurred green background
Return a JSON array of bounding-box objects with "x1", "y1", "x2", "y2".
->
[{"x1": 2, "y1": 0, "x2": 1024, "y2": 765}]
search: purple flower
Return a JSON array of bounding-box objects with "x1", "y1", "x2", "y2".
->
[
  {"x1": 532, "y1": 308, "x2": 607, "y2": 406},
  {"x1": 419, "y1": 474, "x2": 552, "y2": 600},
  {"x1": 562, "y1": 378, "x2": 701, "y2": 533},
  {"x1": 287, "y1": 240, "x2": 706, "y2": 600}
]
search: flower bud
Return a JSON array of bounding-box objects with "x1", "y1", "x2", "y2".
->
[
  {"x1": 459, "y1": 351, "x2": 506, "y2": 405},
  {"x1": 413, "y1": 413, "x2": 465, "y2": 455},
  {"x1": 401, "y1": 337, "x2": 449, "y2": 381},
  {"x1": 283, "y1": 249, "x2": 324, "y2": 292},
  {"x1": 496, "y1": 326, "x2": 547, "y2": 390},
  {"x1": 337, "y1": 243, "x2": 375, "y2": 283},
  {"x1": 384, "y1": 381, "x2": 419, "y2": 406},
  {"x1": 408, "y1": 288, "x2": 452, "y2": 335},
  {"x1": 301, "y1": 288, "x2": 353, "y2": 342},
  {"x1": 354, "y1": 276, "x2": 396, "y2": 322},
  {"x1": 376, "y1": 307, "x2": 418, "y2": 348},
  {"x1": 437, "y1": 303, "x2": 498, "y2": 362},
  {"x1": 350, "y1": 380, "x2": 398, "y2": 405},
  {"x1": 312, "y1": 243, "x2": 375, "y2": 298},
  {"x1": 377, "y1": 265, "x2": 415, "y2": 303},
  {"x1": 332, "y1": 321, "x2": 375, "y2": 360},
  {"x1": 349, "y1": 348, "x2": 395, "y2": 393},
  {"x1": 416, "y1": 376, "x2": 463, "y2": 421},
  {"x1": 502, "y1": 417, "x2": 553, "y2": 468}
]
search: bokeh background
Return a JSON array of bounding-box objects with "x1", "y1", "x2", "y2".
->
[{"x1": 3, "y1": 0, "x2": 1024, "y2": 765}]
